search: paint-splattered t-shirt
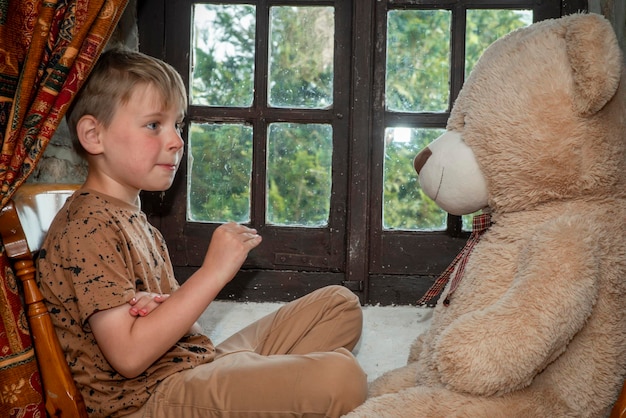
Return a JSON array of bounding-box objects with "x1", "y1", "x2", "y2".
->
[{"x1": 37, "y1": 189, "x2": 215, "y2": 417}]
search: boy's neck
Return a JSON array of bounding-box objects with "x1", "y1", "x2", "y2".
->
[{"x1": 82, "y1": 175, "x2": 141, "y2": 208}]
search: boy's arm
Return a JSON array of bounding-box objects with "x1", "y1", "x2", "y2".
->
[
  {"x1": 89, "y1": 222, "x2": 261, "y2": 379},
  {"x1": 129, "y1": 292, "x2": 202, "y2": 333}
]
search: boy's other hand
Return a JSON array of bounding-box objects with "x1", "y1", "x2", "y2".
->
[
  {"x1": 129, "y1": 292, "x2": 170, "y2": 317},
  {"x1": 129, "y1": 292, "x2": 201, "y2": 334}
]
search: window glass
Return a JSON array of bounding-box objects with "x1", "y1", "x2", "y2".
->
[
  {"x1": 266, "y1": 123, "x2": 332, "y2": 227},
  {"x1": 191, "y1": 4, "x2": 256, "y2": 107},
  {"x1": 383, "y1": 127, "x2": 447, "y2": 230},
  {"x1": 188, "y1": 123, "x2": 253, "y2": 223},
  {"x1": 386, "y1": 10, "x2": 451, "y2": 112},
  {"x1": 465, "y1": 9, "x2": 533, "y2": 77},
  {"x1": 268, "y1": 6, "x2": 334, "y2": 109}
]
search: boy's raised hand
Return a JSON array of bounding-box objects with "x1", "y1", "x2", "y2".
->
[
  {"x1": 200, "y1": 222, "x2": 262, "y2": 287},
  {"x1": 129, "y1": 292, "x2": 170, "y2": 317}
]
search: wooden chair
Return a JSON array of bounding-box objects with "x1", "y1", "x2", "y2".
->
[
  {"x1": 612, "y1": 381, "x2": 626, "y2": 418},
  {"x1": 0, "y1": 183, "x2": 86, "y2": 418}
]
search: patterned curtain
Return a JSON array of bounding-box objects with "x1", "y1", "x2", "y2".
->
[{"x1": 0, "y1": 1, "x2": 128, "y2": 416}]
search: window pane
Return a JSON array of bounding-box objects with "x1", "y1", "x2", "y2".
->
[
  {"x1": 462, "y1": 210, "x2": 484, "y2": 231},
  {"x1": 188, "y1": 123, "x2": 253, "y2": 223},
  {"x1": 268, "y1": 6, "x2": 334, "y2": 109},
  {"x1": 191, "y1": 4, "x2": 256, "y2": 107},
  {"x1": 267, "y1": 123, "x2": 332, "y2": 227},
  {"x1": 383, "y1": 128, "x2": 447, "y2": 230},
  {"x1": 465, "y1": 9, "x2": 533, "y2": 77},
  {"x1": 386, "y1": 10, "x2": 451, "y2": 112}
]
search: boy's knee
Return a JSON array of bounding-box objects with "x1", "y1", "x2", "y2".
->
[
  {"x1": 325, "y1": 285, "x2": 362, "y2": 315},
  {"x1": 322, "y1": 286, "x2": 363, "y2": 350},
  {"x1": 327, "y1": 284, "x2": 359, "y2": 302},
  {"x1": 324, "y1": 348, "x2": 368, "y2": 413}
]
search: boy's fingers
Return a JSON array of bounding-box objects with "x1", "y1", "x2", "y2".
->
[
  {"x1": 129, "y1": 293, "x2": 169, "y2": 316},
  {"x1": 244, "y1": 232, "x2": 261, "y2": 241},
  {"x1": 246, "y1": 235, "x2": 262, "y2": 249}
]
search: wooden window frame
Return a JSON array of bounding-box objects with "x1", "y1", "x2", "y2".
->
[{"x1": 138, "y1": 0, "x2": 587, "y2": 305}]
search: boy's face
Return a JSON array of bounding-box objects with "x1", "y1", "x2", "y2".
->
[{"x1": 89, "y1": 83, "x2": 185, "y2": 201}]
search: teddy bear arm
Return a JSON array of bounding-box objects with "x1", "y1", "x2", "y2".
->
[
  {"x1": 407, "y1": 332, "x2": 425, "y2": 363},
  {"x1": 435, "y1": 225, "x2": 599, "y2": 395},
  {"x1": 367, "y1": 361, "x2": 422, "y2": 398}
]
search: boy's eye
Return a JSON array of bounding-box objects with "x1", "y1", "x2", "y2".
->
[
  {"x1": 147, "y1": 122, "x2": 160, "y2": 130},
  {"x1": 175, "y1": 122, "x2": 185, "y2": 133}
]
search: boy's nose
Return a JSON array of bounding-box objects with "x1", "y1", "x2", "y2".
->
[
  {"x1": 168, "y1": 131, "x2": 184, "y2": 150},
  {"x1": 413, "y1": 147, "x2": 432, "y2": 175}
]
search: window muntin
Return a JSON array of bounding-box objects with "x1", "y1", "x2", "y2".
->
[
  {"x1": 188, "y1": 3, "x2": 336, "y2": 227},
  {"x1": 189, "y1": 3, "x2": 535, "y2": 230}
]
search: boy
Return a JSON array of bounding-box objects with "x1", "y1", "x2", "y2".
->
[{"x1": 37, "y1": 48, "x2": 367, "y2": 418}]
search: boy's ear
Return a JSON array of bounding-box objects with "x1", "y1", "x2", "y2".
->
[{"x1": 76, "y1": 115, "x2": 104, "y2": 155}]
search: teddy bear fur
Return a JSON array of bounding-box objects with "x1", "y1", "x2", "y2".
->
[{"x1": 345, "y1": 13, "x2": 626, "y2": 418}]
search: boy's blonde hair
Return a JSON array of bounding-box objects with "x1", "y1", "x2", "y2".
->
[{"x1": 67, "y1": 48, "x2": 187, "y2": 157}]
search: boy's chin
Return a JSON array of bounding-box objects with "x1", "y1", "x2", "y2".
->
[
  {"x1": 142, "y1": 182, "x2": 175, "y2": 193},
  {"x1": 142, "y1": 186, "x2": 173, "y2": 193}
]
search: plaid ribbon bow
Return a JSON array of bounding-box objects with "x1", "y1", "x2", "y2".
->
[{"x1": 416, "y1": 213, "x2": 492, "y2": 307}]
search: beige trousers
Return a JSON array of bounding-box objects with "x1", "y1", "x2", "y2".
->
[{"x1": 129, "y1": 285, "x2": 367, "y2": 418}]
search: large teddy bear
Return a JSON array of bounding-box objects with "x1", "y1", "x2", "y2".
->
[{"x1": 347, "y1": 13, "x2": 626, "y2": 418}]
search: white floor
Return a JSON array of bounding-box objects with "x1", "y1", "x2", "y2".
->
[{"x1": 198, "y1": 301, "x2": 433, "y2": 382}]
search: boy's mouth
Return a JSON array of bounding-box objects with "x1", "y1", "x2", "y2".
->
[{"x1": 158, "y1": 163, "x2": 178, "y2": 170}]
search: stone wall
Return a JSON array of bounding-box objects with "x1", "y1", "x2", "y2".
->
[{"x1": 29, "y1": 0, "x2": 138, "y2": 184}]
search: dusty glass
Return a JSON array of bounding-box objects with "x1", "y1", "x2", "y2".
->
[
  {"x1": 268, "y1": 6, "x2": 334, "y2": 108},
  {"x1": 383, "y1": 127, "x2": 447, "y2": 230},
  {"x1": 266, "y1": 123, "x2": 332, "y2": 226},
  {"x1": 465, "y1": 9, "x2": 533, "y2": 78},
  {"x1": 188, "y1": 123, "x2": 253, "y2": 223},
  {"x1": 386, "y1": 10, "x2": 451, "y2": 112},
  {"x1": 191, "y1": 4, "x2": 256, "y2": 107}
]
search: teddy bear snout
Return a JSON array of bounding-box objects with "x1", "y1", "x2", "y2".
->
[{"x1": 414, "y1": 147, "x2": 432, "y2": 175}]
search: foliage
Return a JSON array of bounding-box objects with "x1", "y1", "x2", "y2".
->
[
  {"x1": 266, "y1": 123, "x2": 332, "y2": 226},
  {"x1": 383, "y1": 128, "x2": 446, "y2": 229},
  {"x1": 191, "y1": 4, "x2": 255, "y2": 107},
  {"x1": 268, "y1": 6, "x2": 334, "y2": 108},
  {"x1": 386, "y1": 9, "x2": 451, "y2": 112},
  {"x1": 189, "y1": 5, "x2": 531, "y2": 229},
  {"x1": 188, "y1": 123, "x2": 253, "y2": 223}
]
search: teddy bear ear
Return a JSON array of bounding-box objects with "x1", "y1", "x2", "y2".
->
[{"x1": 565, "y1": 13, "x2": 623, "y2": 117}]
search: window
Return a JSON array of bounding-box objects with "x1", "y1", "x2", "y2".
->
[{"x1": 139, "y1": 0, "x2": 585, "y2": 304}]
